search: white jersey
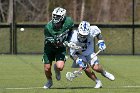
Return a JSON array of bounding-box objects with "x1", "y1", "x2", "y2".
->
[{"x1": 70, "y1": 25, "x2": 101, "y2": 56}]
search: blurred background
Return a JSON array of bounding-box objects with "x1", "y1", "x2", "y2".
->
[{"x1": 0, "y1": 0, "x2": 140, "y2": 55}]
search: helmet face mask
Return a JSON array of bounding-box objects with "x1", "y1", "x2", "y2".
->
[
  {"x1": 78, "y1": 33, "x2": 88, "y2": 42},
  {"x1": 52, "y1": 14, "x2": 62, "y2": 23},
  {"x1": 52, "y1": 7, "x2": 66, "y2": 24},
  {"x1": 78, "y1": 21, "x2": 90, "y2": 42}
]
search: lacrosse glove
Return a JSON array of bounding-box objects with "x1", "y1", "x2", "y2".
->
[
  {"x1": 97, "y1": 40, "x2": 106, "y2": 51},
  {"x1": 63, "y1": 41, "x2": 69, "y2": 46},
  {"x1": 64, "y1": 41, "x2": 81, "y2": 49},
  {"x1": 76, "y1": 58, "x2": 87, "y2": 70}
]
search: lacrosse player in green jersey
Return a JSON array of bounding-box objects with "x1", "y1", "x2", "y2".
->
[{"x1": 42, "y1": 7, "x2": 74, "y2": 89}]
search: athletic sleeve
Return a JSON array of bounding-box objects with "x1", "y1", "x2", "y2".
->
[{"x1": 44, "y1": 25, "x2": 55, "y2": 44}]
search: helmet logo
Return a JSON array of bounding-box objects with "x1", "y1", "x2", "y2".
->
[{"x1": 83, "y1": 22, "x2": 87, "y2": 31}]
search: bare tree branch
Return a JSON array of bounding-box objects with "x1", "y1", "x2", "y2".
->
[
  {"x1": 7, "y1": 0, "x2": 13, "y2": 23},
  {"x1": 97, "y1": 0, "x2": 111, "y2": 22},
  {"x1": 28, "y1": 0, "x2": 40, "y2": 12},
  {"x1": 34, "y1": 6, "x2": 46, "y2": 22},
  {"x1": 80, "y1": 0, "x2": 85, "y2": 21},
  {"x1": 0, "y1": 0, "x2": 6, "y2": 22},
  {"x1": 16, "y1": 0, "x2": 34, "y2": 16},
  {"x1": 46, "y1": 0, "x2": 49, "y2": 22},
  {"x1": 73, "y1": 0, "x2": 77, "y2": 21}
]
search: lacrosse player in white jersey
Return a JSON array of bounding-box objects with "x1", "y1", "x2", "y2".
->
[{"x1": 69, "y1": 21, "x2": 115, "y2": 88}]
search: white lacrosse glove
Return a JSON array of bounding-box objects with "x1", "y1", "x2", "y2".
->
[
  {"x1": 97, "y1": 40, "x2": 106, "y2": 51},
  {"x1": 76, "y1": 58, "x2": 87, "y2": 70},
  {"x1": 63, "y1": 41, "x2": 69, "y2": 46},
  {"x1": 67, "y1": 42, "x2": 81, "y2": 50}
]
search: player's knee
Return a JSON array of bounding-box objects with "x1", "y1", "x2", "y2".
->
[
  {"x1": 93, "y1": 65, "x2": 99, "y2": 71},
  {"x1": 44, "y1": 64, "x2": 51, "y2": 71},
  {"x1": 56, "y1": 61, "x2": 65, "y2": 71},
  {"x1": 55, "y1": 64, "x2": 64, "y2": 71},
  {"x1": 44, "y1": 65, "x2": 51, "y2": 72},
  {"x1": 57, "y1": 66, "x2": 64, "y2": 71},
  {"x1": 84, "y1": 67, "x2": 90, "y2": 72},
  {"x1": 44, "y1": 68, "x2": 50, "y2": 72}
]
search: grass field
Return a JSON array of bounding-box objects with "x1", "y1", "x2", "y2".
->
[{"x1": 0, "y1": 55, "x2": 140, "y2": 93}]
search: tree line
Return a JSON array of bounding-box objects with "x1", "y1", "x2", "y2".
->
[{"x1": 0, "y1": 0, "x2": 139, "y2": 23}]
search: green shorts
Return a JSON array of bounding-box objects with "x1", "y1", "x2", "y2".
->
[{"x1": 42, "y1": 45, "x2": 66, "y2": 64}]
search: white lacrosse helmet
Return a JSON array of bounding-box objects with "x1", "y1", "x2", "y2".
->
[
  {"x1": 78, "y1": 21, "x2": 90, "y2": 42},
  {"x1": 52, "y1": 7, "x2": 66, "y2": 24}
]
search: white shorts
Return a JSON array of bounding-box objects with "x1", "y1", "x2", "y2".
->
[{"x1": 78, "y1": 53, "x2": 99, "y2": 66}]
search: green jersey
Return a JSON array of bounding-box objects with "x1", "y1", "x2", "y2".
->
[{"x1": 44, "y1": 17, "x2": 74, "y2": 48}]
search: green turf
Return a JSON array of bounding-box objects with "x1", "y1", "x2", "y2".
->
[{"x1": 0, "y1": 55, "x2": 140, "y2": 93}]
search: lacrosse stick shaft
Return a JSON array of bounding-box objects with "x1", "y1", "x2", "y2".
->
[
  {"x1": 92, "y1": 50, "x2": 101, "y2": 58},
  {"x1": 90, "y1": 50, "x2": 101, "y2": 65},
  {"x1": 87, "y1": 50, "x2": 102, "y2": 70},
  {"x1": 76, "y1": 67, "x2": 83, "y2": 73},
  {"x1": 73, "y1": 67, "x2": 83, "y2": 75}
]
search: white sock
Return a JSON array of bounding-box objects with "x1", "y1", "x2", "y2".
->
[{"x1": 95, "y1": 78, "x2": 100, "y2": 83}]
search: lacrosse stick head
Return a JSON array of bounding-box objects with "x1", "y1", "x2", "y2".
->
[
  {"x1": 66, "y1": 71, "x2": 82, "y2": 81},
  {"x1": 66, "y1": 72, "x2": 75, "y2": 81}
]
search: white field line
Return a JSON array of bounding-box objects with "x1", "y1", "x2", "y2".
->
[
  {"x1": 122, "y1": 85, "x2": 140, "y2": 88},
  {"x1": 5, "y1": 85, "x2": 140, "y2": 90},
  {"x1": 6, "y1": 87, "x2": 43, "y2": 90}
]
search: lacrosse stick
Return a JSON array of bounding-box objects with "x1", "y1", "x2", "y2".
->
[
  {"x1": 66, "y1": 50, "x2": 101, "y2": 81},
  {"x1": 86, "y1": 49, "x2": 102, "y2": 69},
  {"x1": 66, "y1": 68, "x2": 83, "y2": 81},
  {"x1": 91, "y1": 50, "x2": 102, "y2": 59}
]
